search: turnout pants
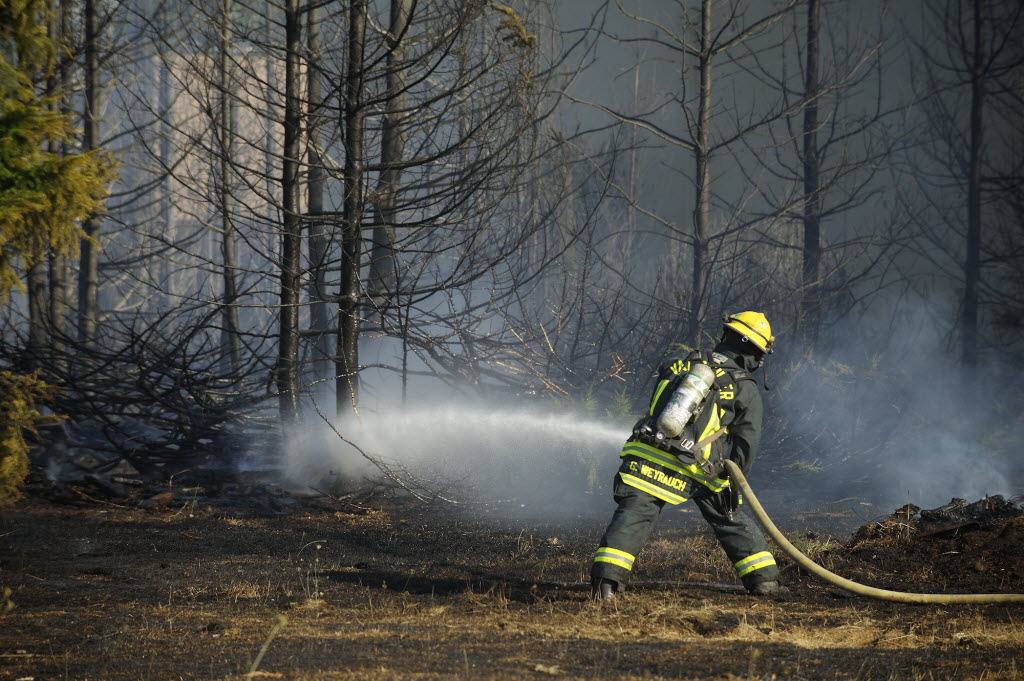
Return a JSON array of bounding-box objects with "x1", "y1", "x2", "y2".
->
[{"x1": 591, "y1": 475, "x2": 780, "y2": 592}]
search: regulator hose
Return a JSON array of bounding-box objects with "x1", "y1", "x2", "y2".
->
[{"x1": 723, "y1": 460, "x2": 1024, "y2": 604}]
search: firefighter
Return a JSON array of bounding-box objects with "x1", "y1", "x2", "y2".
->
[{"x1": 590, "y1": 311, "x2": 787, "y2": 600}]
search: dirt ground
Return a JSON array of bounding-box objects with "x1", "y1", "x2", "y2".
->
[{"x1": 2, "y1": 489, "x2": 1023, "y2": 681}]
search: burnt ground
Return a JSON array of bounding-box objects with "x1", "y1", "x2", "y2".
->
[{"x1": 2, "y1": 487, "x2": 1023, "y2": 681}]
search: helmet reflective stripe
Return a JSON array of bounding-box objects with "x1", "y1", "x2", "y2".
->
[
  {"x1": 724, "y1": 311, "x2": 775, "y2": 353},
  {"x1": 734, "y1": 551, "x2": 777, "y2": 578},
  {"x1": 594, "y1": 547, "x2": 636, "y2": 571}
]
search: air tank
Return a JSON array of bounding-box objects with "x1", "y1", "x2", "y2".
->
[{"x1": 656, "y1": 363, "x2": 715, "y2": 439}]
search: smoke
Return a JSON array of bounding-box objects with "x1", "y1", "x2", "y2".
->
[
  {"x1": 278, "y1": 400, "x2": 630, "y2": 520},
  {"x1": 270, "y1": 303, "x2": 1024, "y2": 520},
  {"x1": 768, "y1": 302, "x2": 1024, "y2": 510}
]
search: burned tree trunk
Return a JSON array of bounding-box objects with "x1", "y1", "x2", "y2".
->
[
  {"x1": 77, "y1": 0, "x2": 101, "y2": 345},
  {"x1": 219, "y1": 0, "x2": 241, "y2": 375},
  {"x1": 337, "y1": 0, "x2": 367, "y2": 415},
  {"x1": 277, "y1": 0, "x2": 303, "y2": 420},
  {"x1": 800, "y1": 0, "x2": 821, "y2": 348},
  {"x1": 305, "y1": 2, "x2": 331, "y2": 382},
  {"x1": 366, "y1": 0, "x2": 413, "y2": 324},
  {"x1": 688, "y1": 0, "x2": 713, "y2": 345},
  {"x1": 960, "y1": 0, "x2": 985, "y2": 367},
  {"x1": 49, "y1": 0, "x2": 75, "y2": 371}
]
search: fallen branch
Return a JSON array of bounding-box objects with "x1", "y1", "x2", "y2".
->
[
  {"x1": 70, "y1": 486, "x2": 129, "y2": 509},
  {"x1": 310, "y1": 400, "x2": 462, "y2": 505},
  {"x1": 309, "y1": 487, "x2": 373, "y2": 513}
]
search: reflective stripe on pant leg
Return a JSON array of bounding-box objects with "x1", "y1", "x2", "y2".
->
[
  {"x1": 594, "y1": 546, "x2": 635, "y2": 572},
  {"x1": 592, "y1": 481, "x2": 663, "y2": 586},
  {"x1": 734, "y1": 551, "x2": 776, "y2": 578}
]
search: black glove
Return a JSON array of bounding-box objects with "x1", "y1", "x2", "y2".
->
[{"x1": 631, "y1": 416, "x2": 657, "y2": 440}]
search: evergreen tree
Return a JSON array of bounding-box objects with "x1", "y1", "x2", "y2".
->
[
  {"x1": 0, "y1": 0, "x2": 115, "y2": 300},
  {"x1": 0, "y1": 0, "x2": 115, "y2": 506}
]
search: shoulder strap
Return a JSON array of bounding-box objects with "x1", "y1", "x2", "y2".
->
[
  {"x1": 694, "y1": 425, "x2": 729, "y2": 450},
  {"x1": 670, "y1": 350, "x2": 753, "y2": 384},
  {"x1": 708, "y1": 351, "x2": 755, "y2": 385},
  {"x1": 729, "y1": 369, "x2": 755, "y2": 384},
  {"x1": 685, "y1": 349, "x2": 708, "y2": 364}
]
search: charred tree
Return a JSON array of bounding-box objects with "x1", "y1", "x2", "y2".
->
[
  {"x1": 688, "y1": 0, "x2": 713, "y2": 345},
  {"x1": 77, "y1": 0, "x2": 101, "y2": 345},
  {"x1": 909, "y1": 0, "x2": 1023, "y2": 361},
  {"x1": 277, "y1": 0, "x2": 303, "y2": 420},
  {"x1": 366, "y1": 0, "x2": 413, "y2": 324},
  {"x1": 337, "y1": 0, "x2": 367, "y2": 415},
  {"x1": 305, "y1": 1, "x2": 331, "y2": 383},
  {"x1": 218, "y1": 0, "x2": 241, "y2": 375},
  {"x1": 799, "y1": 0, "x2": 822, "y2": 347},
  {"x1": 48, "y1": 0, "x2": 76, "y2": 371},
  {"x1": 960, "y1": 0, "x2": 985, "y2": 367}
]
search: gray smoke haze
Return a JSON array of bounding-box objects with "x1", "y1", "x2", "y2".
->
[
  {"x1": 266, "y1": 291, "x2": 1024, "y2": 526},
  {"x1": 275, "y1": 300, "x2": 1024, "y2": 523},
  {"x1": 279, "y1": 401, "x2": 630, "y2": 519},
  {"x1": 769, "y1": 302, "x2": 1024, "y2": 511}
]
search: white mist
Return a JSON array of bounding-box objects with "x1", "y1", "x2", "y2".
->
[{"x1": 280, "y1": 402, "x2": 630, "y2": 517}]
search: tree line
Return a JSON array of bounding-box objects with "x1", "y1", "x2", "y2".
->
[{"x1": 2, "y1": 0, "x2": 1022, "y2": 488}]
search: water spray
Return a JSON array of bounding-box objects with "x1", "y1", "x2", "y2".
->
[{"x1": 287, "y1": 403, "x2": 627, "y2": 513}]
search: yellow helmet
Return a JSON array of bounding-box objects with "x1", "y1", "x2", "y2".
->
[{"x1": 724, "y1": 311, "x2": 775, "y2": 354}]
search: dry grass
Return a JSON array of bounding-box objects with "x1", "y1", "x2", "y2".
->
[{"x1": 1, "y1": 499, "x2": 1022, "y2": 680}]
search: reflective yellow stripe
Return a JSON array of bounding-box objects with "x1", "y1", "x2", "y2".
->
[
  {"x1": 651, "y1": 360, "x2": 689, "y2": 413},
  {"x1": 734, "y1": 551, "x2": 772, "y2": 569},
  {"x1": 619, "y1": 473, "x2": 688, "y2": 504},
  {"x1": 737, "y1": 559, "x2": 775, "y2": 578},
  {"x1": 594, "y1": 555, "x2": 632, "y2": 570},
  {"x1": 698, "y1": 476, "x2": 730, "y2": 493},
  {"x1": 599, "y1": 547, "x2": 634, "y2": 561},
  {"x1": 734, "y1": 551, "x2": 776, "y2": 577},
  {"x1": 649, "y1": 379, "x2": 670, "y2": 415},
  {"x1": 621, "y1": 441, "x2": 730, "y2": 492},
  {"x1": 696, "y1": 407, "x2": 722, "y2": 463},
  {"x1": 621, "y1": 441, "x2": 687, "y2": 474},
  {"x1": 676, "y1": 464, "x2": 729, "y2": 492},
  {"x1": 594, "y1": 547, "x2": 635, "y2": 571}
]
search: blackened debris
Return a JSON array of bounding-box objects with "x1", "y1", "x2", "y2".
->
[{"x1": 920, "y1": 496, "x2": 1022, "y2": 525}]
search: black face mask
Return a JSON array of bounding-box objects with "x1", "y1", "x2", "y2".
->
[{"x1": 740, "y1": 345, "x2": 765, "y2": 372}]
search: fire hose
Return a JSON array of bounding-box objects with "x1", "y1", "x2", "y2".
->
[{"x1": 724, "y1": 460, "x2": 1024, "y2": 604}]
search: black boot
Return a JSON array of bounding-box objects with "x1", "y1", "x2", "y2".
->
[
  {"x1": 591, "y1": 578, "x2": 617, "y2": 602},
  {"x1": 747, "y1": 581, "x2": 790, "y2": 596}
]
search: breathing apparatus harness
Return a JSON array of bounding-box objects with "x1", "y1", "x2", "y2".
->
[
  {"x1": 619, "y1": 316, "x2": 770, "y2": 506},
  {"x1": 632, "y1": 351, "x2": 754, "y2": 482}
]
